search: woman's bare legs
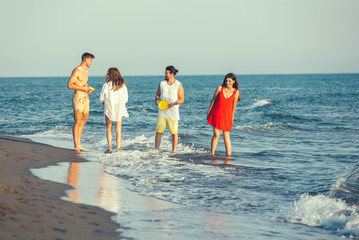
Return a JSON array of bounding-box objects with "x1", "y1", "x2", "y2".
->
[
  {"x1": 210, "y1": 127, "x2": 221, "y2": 155},
  {"x1": 115, "y1": 117, "x2": 123, "y2": 151},
  {"x1": 105, "y1": 116, "x2": 112, "y2": 151},
  {"x1": 223, "y1": 131, "x2": 232, "y2": 157}
]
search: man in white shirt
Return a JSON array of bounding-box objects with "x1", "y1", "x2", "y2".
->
[{"x1": 155, "y1": 66, "x2": 184, "y2": 152}]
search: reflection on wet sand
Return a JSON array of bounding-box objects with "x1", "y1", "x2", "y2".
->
[
  {"x1": 97, "y1": 166, "x2": 119, "y2": 212},
  {"x1": 61, "y1": 161, "x2": 177, "y2": 214},
  {"x1": 64, "y1": 163, "x2": 80, "y2": 203},
  {"x1": 211, "y1": 156, "x2": 232, "y2": 165},
  {"x1": 63, "y1": 162, "x2": 120, "y2": 212},
  {"x1": 203, "y1": 211, "x2": 230, "y2": 239}
]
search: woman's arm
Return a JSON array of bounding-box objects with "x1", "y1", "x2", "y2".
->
[
  {"x1": 123, "y1": 85, "x2": 128, "y2": 103},
  {"x1": 207, "y1": 86, "x2": 222, "y2": 119},
  {"x1": 232, "y1": 90, "x2": 240, "y2": 119},
  {"x1": 99, "y1": 84, "x2": 107, "y2": 104}
]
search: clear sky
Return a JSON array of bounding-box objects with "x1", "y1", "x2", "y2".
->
[{"x1": 1, "y1": 0, "x2": 359, "y2": 77}]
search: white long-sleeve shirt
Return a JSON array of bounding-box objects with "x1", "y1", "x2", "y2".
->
[{"x1": 100, "y1": 82, "x2": 129, "y2": 121}]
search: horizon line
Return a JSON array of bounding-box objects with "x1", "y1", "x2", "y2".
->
[{"x1": 1, "y1": 72, "x2": 359, "y2": 79}]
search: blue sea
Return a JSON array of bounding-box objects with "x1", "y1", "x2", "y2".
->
[{"x1": 1, "y1": 74, "x2": 359, "y2": 239}]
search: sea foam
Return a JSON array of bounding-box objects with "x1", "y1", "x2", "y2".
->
[
  {"x1": 282, "y1": 192, "x2": 359, "y2": 237},
  {"x1": 243, "y1": 99, "x2": 271, "y2": 110}
]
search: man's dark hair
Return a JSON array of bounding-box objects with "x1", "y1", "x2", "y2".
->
[
  {"x1": 82, "y1": 52, "x2": 95, "y2": 61},
  {"x1": 165, "y1": 65, "x2": 179, "y2": 76}
]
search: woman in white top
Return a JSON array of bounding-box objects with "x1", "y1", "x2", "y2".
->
[{"x1": 100, "y1": 68, "x2": 129, "y2": 153}]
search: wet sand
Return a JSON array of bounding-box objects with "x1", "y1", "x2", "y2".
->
[{"x1": 0, "y1": 135, "x2": 123, "y2": 240}]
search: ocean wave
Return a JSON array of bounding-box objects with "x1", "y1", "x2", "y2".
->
[
  {"x1": 242, "y1": 99, "x2": 271, "y2": 110},
  {"x1": 265, "y1": 112, "x2": 321, "y2": 123},
  {"x1": 330, "y1": 167, "x2": 359, "y2": 205},
  {"x1": 127, "y1": 106, "x2": 156, "y2": 113},
  {"x1": 28, "y1": 125, "x2": 72, "y2": 138},
  {"x1": 21, "y1": 125, "x2": 75, "y2": 149},
  {"x1": 280, "y1": 193, "x2": 359, "y2": 238},
  {"x1": 281, "y1": 170, "x2": 359, "y2": 238},
  {"x1": 234, "y1": 122, "x2": 300, "y2": 132}
]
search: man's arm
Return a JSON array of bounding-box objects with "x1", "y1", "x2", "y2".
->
[
  {"x1": 67, "y1": 69, "x2": 89, "y2": 92},
  {"x1": 155, "y1": 83, "x2": 161, "y2": 105},
  {"x1": 177, "y1": 84, "x2": 184, "y2": 105}
]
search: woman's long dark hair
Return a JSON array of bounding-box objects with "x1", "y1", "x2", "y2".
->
[
  {"x1": 222, "y1": 73, "x2": 238, "y2": 89},
  {"x1": 105, "y1": 67, "x2": 126, "y2": 91}
]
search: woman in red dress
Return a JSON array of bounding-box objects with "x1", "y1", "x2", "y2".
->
[{"x1": 207, "y1": 73, "x2": 240, "y2": 156}]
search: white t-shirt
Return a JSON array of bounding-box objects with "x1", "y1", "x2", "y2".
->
[
  {"x1": 100, "y1": 82, "x2": 129, "y2": 121},
  {"x1": 158, "y1": 80, "x2": 181, "y2": 120}
]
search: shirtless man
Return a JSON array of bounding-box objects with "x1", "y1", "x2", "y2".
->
[{"x1": 67, "y1": 52, "x2": 95, "y2": 152}]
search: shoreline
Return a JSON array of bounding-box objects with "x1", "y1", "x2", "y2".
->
[{"x1": 0, "y1": 135, "x2": 123, "y2": 240}]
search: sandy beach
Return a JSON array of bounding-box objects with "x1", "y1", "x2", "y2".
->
[{"x1": 0, "y1": 135, "x2": 123, "y2": 240}]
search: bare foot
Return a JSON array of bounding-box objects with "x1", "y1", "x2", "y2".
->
[
  {"x1": 75, "y1": 146, "x2": 87, "y2": 152},
  {"x1": 79, "y1": 146, "x2": 87, "y2": 152}
]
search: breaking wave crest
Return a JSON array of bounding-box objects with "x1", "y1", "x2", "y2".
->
[{"x1": 243, "y1": 99, "x2": 271, "y2": 110}]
